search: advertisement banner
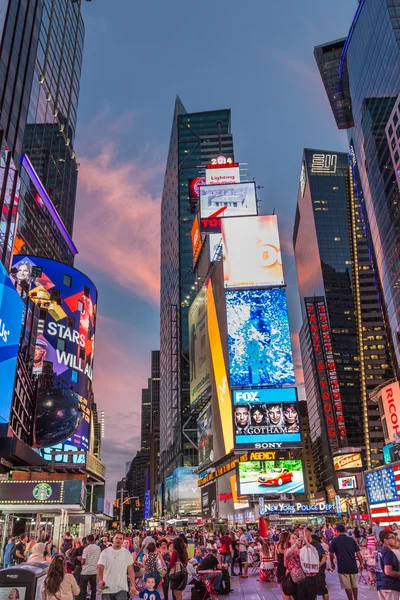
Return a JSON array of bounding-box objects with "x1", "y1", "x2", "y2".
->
[
  {"x1": 164, "y1": 467, "x2": 201, "y2": 516},
  {"x1": 191, "y1": 216, "x2": 202, "y2": 264},
  {"x1": 333, "y1": 453, "x2": 362, "y2": 471},
  {"x1": 201, "y1": 482, "x2": 217, "y2": 518},
  {"x1": 365, "y1": 466, "x2": 400, "y2": 505},
  {"x1": 0, "y1": 261, "x2": 24, "y2": 424},
  {"x1": 222, "y1": 215, "x2": 284, "y2": 288},
  {"x1": 0, "y1": 479, "x2": 85, "y2": 506},
  {"x1": 338, "y1": 476, "x2": 357, "y2": 490},
  {"x1": 206, "y1": 280, "x2": 234, "y2": 454},
  {"x1": 11, "y1": 256, "x2": 96, "y2": 453},
  {"x1": 189, "y1": 177, "x2": 206, "y2": 198},
  {"x1": 197, "y1": 404, "x2": 213, "y2": 468},
  {"x1": 189, "y1": 287, "x2": 211, "y2": 405},
  {"x1": 232, "y1": 387, "x2": 301, "y2": 449},
  {"x1": 200, "y1": 182, "x2": 257, "y2": 219},
  {"x1": 238, "y1": 459, "x2": 305, "y2": 496},
  {"x1": 226, "y1": 288, "x2": 295, "y2": 387},
  {"x1": 379, "y1": 381, "x2": 400, "y2": 444},
  {"x1": 206, "y1": 166, "x2": 240, "y2": 186}
]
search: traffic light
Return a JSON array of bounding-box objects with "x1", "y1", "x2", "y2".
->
[
  {"x1": 135, "y1": 499, "x2": 140, "y2": 508},
  {"x1": 114, "y1": 498, "x2": 120, "y2": 508}
]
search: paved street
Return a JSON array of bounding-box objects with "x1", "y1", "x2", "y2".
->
[{"x1": 181, "y1": 571, "x2": 378, "y2": 600}]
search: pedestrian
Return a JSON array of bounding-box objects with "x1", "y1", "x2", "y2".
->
[
  {"x1": 80, "y1": 534, "x2": 100, "y2": 600},
  {"x1": 13, "y1": 534, "x2": 28, "y2": 564},
  {"x1": 162, "y1": 541, "x2": 175, "y2": 600},
  {"x1": 230, "y1": 533, "x2": 240, "y2": 576},
  {"x1": 219, "y1": 530, "x2": 232, "y2": 566},
  {"x1": 310, "y1": 532, "x2": 328, "y2": 600},
  {"x1": 41, "y1": 554, "x2": 80, "y2": 600},
  {"x1": 329, "y1": 523, "x2": 364, "y2": 600},
  {"x1": 61, "y1": 532, "x2": 73, "y2": 556},
  {"x1": 375, "y1": 530, "x2": 400, "y2": 600},
  {"x1": 168, "y1": 537, "x2": 188, "y2": 600},
  {"x1": 27, "y1": 543, "x2": 50, "y2": 563},
  {"x1": 4, "y1": 537, "x2": 16, "y2": 568},
  {"x1": 325, "y1": 525, "x2": 334, "y2": 544},
  {"x1": 143, "y1": 542, "x2": 161, "y2": 587},
  {"x1": 284, "y1": 531, "x2": 305, "y2": 599},
  {"x1": 367, "y1": 528, "x2": 377, "y2": 557},
  {"x1": 373, "y1": 521, "x2": 385, "y2": 540},
  {"x1": 276, "y1": 532, "x2": 290, "y2": 600},
  {"x1": 97, "y1": 532, "x2": 137, "y2": 600},
  {"x1": 237, "y1": 527, "x2": 249, "y2": 578},
  {"x1": 138, "y1": 575, "x2": 162, "y2": 600}
]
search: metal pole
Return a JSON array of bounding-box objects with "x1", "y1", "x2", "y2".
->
[{"x1": 120, "y1": 488, "x2": 123, "y2": 530}]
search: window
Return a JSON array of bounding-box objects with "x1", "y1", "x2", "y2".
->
[
  {"x1": 79, "y1": 346, "x2": 85, "y2": 360},
  {"x1": 57, "y1": 338, "x2": 66, "y2": 351},
  {"x1": 395, "y1": 150, "x2": 400, "y2": 163},
  {"x1": 389, "y1": 125, "x2": 394, "y2": 137},
  {"x1": 84, "y1": 285, "x2": 90, "y2": 297},
  {"x1": 394, "y1": 113, "x2": 399, "y2": 126},
  {"x1": 63, "y1": 274, "x2": 72, "y2": 287},
  {"x1": 71, "y1": 371, "x2": 79, "y2": 383},
  {"x1": 67, "y1": 316, "x2": 74, "y2": 329},
  {"x1": 77, "y1": 299, "x2": 84, "y2": 312}
]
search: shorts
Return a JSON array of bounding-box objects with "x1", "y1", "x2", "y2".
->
[
  {"x1": 316, "y1": 571, "x2": 328, "y2": 596},
  {"x1": 240, "y1": 551, "x2": 248, "y2": 564},
  {"x1": 378, "y1": 591, "x2": 400, "y2": 600},
  {"x1": 338, "y1": 573, "x2": 358, "y2": 590}
]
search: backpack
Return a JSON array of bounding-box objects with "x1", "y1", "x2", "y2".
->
[
  {"x1": 10, "y1": 544, "x2": 17, "y2": 561},
  {"x1": 219, "y1": 569, "x2": 231, "y2": 595},
  {"x1": 219, "y1": 543, "x2": 226, "y2": 554},
  {"x1": 299, "y1": 544, "x2": 319, "y2": 575}
]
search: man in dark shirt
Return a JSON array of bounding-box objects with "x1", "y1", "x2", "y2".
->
[
  {"x1": 376, "y1": 530, "x2": 400, "y2": 600},
  {"x1": 13, "y1": 535, "x2": 28, "y2": 564},
  {"x1": 329, "y1": 524, "x2": 363, "y2": 600},
  {"x1": 199, "y1": 549, "x2": 223, "y2": 591},
  {"x1": 311, "y1": 533, "x2": 328, "y2": 600}
]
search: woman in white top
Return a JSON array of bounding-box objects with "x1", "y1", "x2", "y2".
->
[{"x1": 41, "y1": 554, "x2": 80, "y2": 600}]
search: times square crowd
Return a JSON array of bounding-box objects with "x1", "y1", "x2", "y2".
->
[{"x1": 4, "y1": 522, "x2": 400, "y2": 600}]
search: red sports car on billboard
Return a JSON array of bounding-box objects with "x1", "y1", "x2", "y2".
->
[{"x1": 258, "y1": 468, "x2": 293, "y2": 486}]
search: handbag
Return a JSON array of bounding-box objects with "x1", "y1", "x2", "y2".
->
[
  {"x1": 219, "y1": 544, "x2": 227, "y2": 554},
  {"x1": 157, "y1": 556, "x2": 167, "y2": 577},
  {"x1": 169, "y1": 561, "x2": 186, "y2": 581},
  {"x1": 282, "y1": 573, "x2": 295, "y2": 596}
]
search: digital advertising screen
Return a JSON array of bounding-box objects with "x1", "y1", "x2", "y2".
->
[
  {"x1": 238, "y1": 459, "x2": 305, "y2": 496},
  {"x1": 365, "y1": 467, "x2": 400, "y2": 505},
  {"x1": 200, "y1": 182, "x2": 257, "y2": 219},
  {"x1": 201, "y1": 482, "x2": 217, "y2": 518},
  {"x1": 333, "y1": 453, "x2": 362, "y2": 471},
  {"x1": 337, "y1": 476, "x2": 357, "y2": 490},
  {"x1": 222, "y1": 215, "x2": 284, "y2": 288},
  {"x1": 232, "y1": 387, "x2": 301, "y2": 449},
  {"x1": 206, "y1": 166, "x2": 240, "y2": 186},
  {"x1": 197, "y1": 404, "x2": 213, "y2": 468},
  {"x1": 0, "y1": 587, "x2": 27, "y2": 600},
  {"x1": 11, "y1": 256, "x2": 96, "y2": 453},
  {"x1": 0, "y1": 261, "x2": 24, "y2": 424},
  {"x1": 226, "y1": 288, "x2": 295, "y2": 387},
  {"x1": 189, "y1": 287, "x2": 211, "y2": 405},
  {"x1": 164, "y1": 467, "x2": 201, "y2": 516}
]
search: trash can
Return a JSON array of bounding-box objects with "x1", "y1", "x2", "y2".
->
[{"x1": 0, "y1": 562, "x2": 49, "y2": 600}]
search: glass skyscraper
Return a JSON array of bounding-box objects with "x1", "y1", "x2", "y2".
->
[
  {"x1": 294, "y1": 148, "x2": 393, "y2": 489},
  {"x1": 160, "y1": 97, "x2": 234, "y2": 480},
  {"x1": 315, "y1": 0, "x2": 400, "y2": 373}
]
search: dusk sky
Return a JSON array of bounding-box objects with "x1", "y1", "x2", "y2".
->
[{"x1": 71, "y1": 0, "x2": 357, "y2": 501}]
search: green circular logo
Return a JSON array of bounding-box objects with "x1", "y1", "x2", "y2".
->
[{"x1": 33, "y1": 483, "x2": 53, "y2": 501}]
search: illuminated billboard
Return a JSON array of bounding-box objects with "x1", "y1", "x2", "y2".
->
[
  {"x1": 238, "y1": 459, "x2": 305, "y2": 496},
  {"x1": 200, "y1": 182, "x2": 257, "y2": 219},
  {"x1": 11, "y1": 256, "x2": 96, "y2": 452},
  {"x1": 338, "y1": 476, "x2": 356, "y2": 490},
  {"x1": 191, "y1": 216, "x2": 202, "y2": 264},
  {"x1": 378, "y1": 381, "x2": 400, "y2": 444},
  {"x1": 222, "y1": 215, "x2": 284, "y2": 288},
  {"x1": 232, "y1": 388, "x2": 301, "y2": 449},
  {"x1": 189, "y1": 287, "x2": 211, "y2": 405},
  {"x1": 333, "y1": 453, "x2": 362, "y2": 471},
  {"x1": 0, "y1": 261, "x2": 24, "y2": 424},
  {"x1": 164, "y1": 467, "x2": 201, "y2": 516},
  {"x1": 365, "y1": 466, "x2": 400, "y2": 505},
  {"x1": 206, "y1": 166, "x2": 240, "y2": 186},
  {"x1": 226, "y1": 288, "x2": 295, "y2": 387},
  {"x1": 197, "y1": 404, "x2": 213, "y2": 468},
  {"x1": 206, "y1": 279, "x2": 234, "y2": 454}
]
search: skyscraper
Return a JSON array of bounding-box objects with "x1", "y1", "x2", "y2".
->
[
  {"x1": 315, "y1": 0, "x2": 400, "y2": 372},
  {"x1": 21, "y1": 0, "x2": 85, "y2": 235},
  {"x1": 160, "y1": 98, "x2": 234, "y2": 479},
  {"x1": 294, "y1": 149, "x2": 393, "y2": 488}
]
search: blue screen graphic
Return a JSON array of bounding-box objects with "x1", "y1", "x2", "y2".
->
[
  {"x1": 0, "y1": 262, "x2": 24, "y2": 424},
  {"x1": 226, "y1": 288, "x2": 295, "y2": 387}
]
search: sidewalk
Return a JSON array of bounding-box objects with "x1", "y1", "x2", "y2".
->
[{"x1": 181, "y1": 570, "x2": 378, "y2": 600}]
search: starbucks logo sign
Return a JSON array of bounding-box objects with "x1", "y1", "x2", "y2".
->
[{"x1": 33, "y1": 483, "x2": 52, "y2": 501}]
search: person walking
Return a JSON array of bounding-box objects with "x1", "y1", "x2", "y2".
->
[
  {"x1": 80, "y1": 535, "x2": 100, "y2": 600},
  {"x1": 376, "y1": 530, "x2": 400, "y2": 600},
  {"x1": 98, "y1": 532, "x2": 137, "y2": 600},
  {"x1": 329, "y1": 524, "x2": 363, "y2": 600},
  {"x1": 41, "y1": 554, "x2": 80, "y2": 600},
  {"x1": 4, "y1": 537, "x2": 15, "y2": 568},
  {"x1": 219, "y1": 531, "x2": 232, "y2": 566},
  {"x1": 168, "y1": 537, "x2": 188, "y2": 600}
]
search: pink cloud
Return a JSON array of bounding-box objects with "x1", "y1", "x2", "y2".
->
[{"x1": 73, "y1": 145, "x2": 162, "y2": 304}]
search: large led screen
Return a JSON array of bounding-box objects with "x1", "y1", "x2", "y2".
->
[
  {"x1": 238, "y1": 459, "x2": 305, "y2": 496},
  {"x1": 164, "y1": 467, "x2": 201, "y2": 516},
  {"x1": 226, "y1": 288, "x2": 295, "y2": 387},
  {"x1": 232, "y1": 388, "x2": 301, "y2": 449},
  {"x1": 365, "y1": 467, "x2": 400, "y2": 505},
  {"x1": 197, "y1": 404, "x2": 214, "y2": 468},
  {"x1": 200, "y1": 182, "x2": 257, "y2": 219},
  {"x1": 189, "y1": 287, "x2": 211, "y2": 405},
  {"x1": 222, "y1": 215, "x2": 284, "y2": 288},
  {"x1": 11, "y1": 256, "x2": 96, "y2": 452},
  {"x1": 0, "y1": 261, "x2": 24, "y2": 424}
]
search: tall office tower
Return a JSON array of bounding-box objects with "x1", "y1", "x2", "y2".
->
[
  {"x1": 21, "y1": 0, "x2": 85, "y2": 236},
  {"x1": 149, "y1": 350, "x2": 160, "y2": 512},
  {"x1": 294, "y1": 149, "x2": 393, "y2": 489},
  {"x1": 315, "y1": 0, "x2": 400, "y2": 372},
  {"x1": 160, "y1": 97, "x2": 234, "y2": 479}
]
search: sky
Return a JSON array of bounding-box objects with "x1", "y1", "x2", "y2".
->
[{"x1": 71, "y1": 0, "x2": 358, "y2": 502}]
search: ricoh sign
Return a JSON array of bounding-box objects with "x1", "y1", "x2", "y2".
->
[{"x1": 379, "y1": 381, "x2": 400, "y2": 444}]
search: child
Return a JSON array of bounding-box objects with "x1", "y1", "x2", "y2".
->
[{"x1": 139, "y1": 576, "x2": 162, "y2": 600}]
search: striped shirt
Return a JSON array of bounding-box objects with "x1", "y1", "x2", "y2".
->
[{"x1": 82, "y1": 543, "x2": 101, "y2": 575}]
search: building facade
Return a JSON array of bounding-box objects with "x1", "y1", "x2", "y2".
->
[
  {"x1": 294, "y1": 149, "x2": 393, "y2": 489},
  {"x1": 315, "y1": 0, "x2": 400, "y2": 373},
  {"x1": 160, "y1": 97, "x2": 234, "y2": 479}
]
